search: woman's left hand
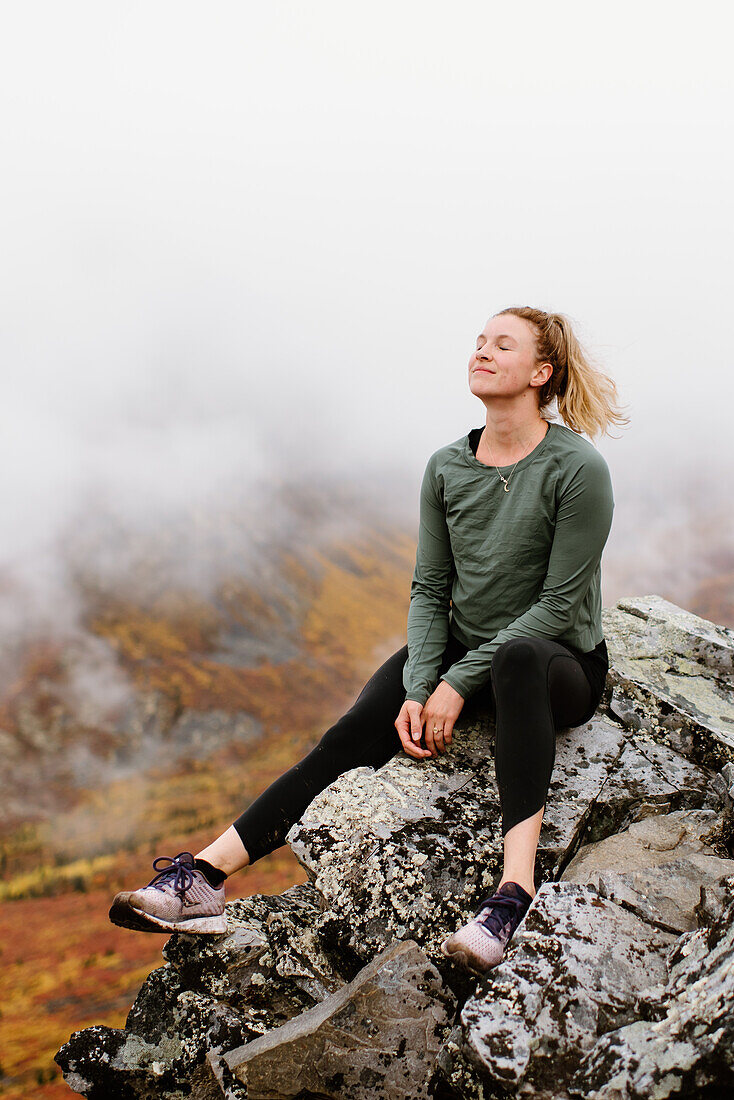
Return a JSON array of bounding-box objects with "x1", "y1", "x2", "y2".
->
[{"x1": 422, "y1": 682, "x2": 465, "y2": 756}]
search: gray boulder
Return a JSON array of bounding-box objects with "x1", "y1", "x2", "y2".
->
[
  {"x1": 224, "y1": 939, "x2": 456, "y2": 1099},
  {"x1": 458, "y1": 882, "x2": 676, "y2": 1097},
  {"x1": 562, "y1": 809, "x2": 734, "y2": 933},
  {"x1": 570, "y1": 882, "x2": 734, "y2": 1099},
  {"x1": 603, "y1": 595, "x2": 734, "y2": 769}
]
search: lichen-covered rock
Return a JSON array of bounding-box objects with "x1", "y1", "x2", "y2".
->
[
  {"x1": 431, "y1": 1023, "x2": 490, "y2": 1100},
  {"x1": 161, "y1": 881, "x2": 350, "y2": 1031},
  {"x1": 225, "y1": 939, "x2": 457, "y2": 1099},
  {"x1": 455, "y1": 882, "x2": 675, "y2": 1097},
  {"x1": 603, "y1": 596, "x2": 734, "y2": 769},
  {"x1": 570, "y1": 883, "x2": 734, "y2": 1099},
  {"x1": 55, "y1": 882, "x2": 348, "y2": 1098},
  {"x1": 56, "y1": 992, "x2": 247, "y2": 1100},
  {"x1": 287, "y1": 714, "x2": 630, "y2": 973},
  {"x1": 562, "y1": 809, "x2": 734, "y2": 933}
]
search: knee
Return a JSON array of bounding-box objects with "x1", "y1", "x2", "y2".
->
[{"x1": 492, "y1": 637, "x2": 545, "y2": 679}]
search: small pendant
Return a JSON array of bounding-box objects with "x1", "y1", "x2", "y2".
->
[{"x1": 504, "y1": 482, "x2": 510, "y2": 492}]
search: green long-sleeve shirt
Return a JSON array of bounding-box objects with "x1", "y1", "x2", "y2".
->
[{"x1": 402, "y1": 420, "x2": 615, "y2": 705}]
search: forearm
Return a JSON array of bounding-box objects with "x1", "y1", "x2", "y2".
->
[
  {"x1": 403, "y1": 597, "x2": 451, "y2": 706},
  {"x1": 439, "y1": 593, "x2": 575, "y2": 700},
  {"x1": 403, "y1": 453, "x2": 455, "y2": 706}
]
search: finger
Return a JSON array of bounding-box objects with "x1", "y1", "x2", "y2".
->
[
  {"x1": 424, "y1": 721, "x2": 437, "y2": 756},
  {"x1": 433, "y1": 724, "x2": 446, "y2": 754},
  {"x1": 398, "y1": 729, "x2": 431, "y2": 759},
  {"x1": 394, "y1": 712, "x2": 409, "y2": 737},
  {"x1": 409, "y1": 709, "x2": 424, "y2": 743},
  {"x1": 406, "y1": 740, "x2": 431, "y2": 760},
  {"x1": 395, "y1": 710, "x2": 422, "y2": 759},
  {"x1": 402, "y1": 706, "x2": 432, "y2": 758},
  {"x1": 442, "y1": 720, "x2": 454, "y2": 748}
]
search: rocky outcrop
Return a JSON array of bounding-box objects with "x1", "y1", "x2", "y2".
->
[
  {"x1": 223, "y1": 939, "x2": 456, "y2": 1099},
  {"x1": 55, "y1": 595, "x2": 734, "y2": 1098}
]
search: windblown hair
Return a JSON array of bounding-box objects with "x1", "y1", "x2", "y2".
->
[{"x1": 496, "y1": 306, "x2": 630, "y2": 441}]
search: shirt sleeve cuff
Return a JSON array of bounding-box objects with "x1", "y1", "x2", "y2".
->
[
  {"x1": 404, "y1": 691, "x2": 429, "y2": 707},
  {"x1": 438, "y1": 672, "x2": 470, "y2": 700}
]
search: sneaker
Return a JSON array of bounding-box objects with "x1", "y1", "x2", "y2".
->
[
  {"x1": 108, "y1": 852, "x2": 227, "y2": 934},
  {"x1": 440, "y1": 881, "x2": 533, "y2": 974}
]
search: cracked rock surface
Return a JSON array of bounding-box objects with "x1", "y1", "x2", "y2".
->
[
  {"x1": 570, "y1": 883, "x2": 734, "y2": 1099},
  {"x1": 459, "y1": 882, "x2": 677, "y2": 1094},
  {"x1": 55, "y1": 596, "x2": 734, "y2": 1099},
  {"x1": 224, "y1": 939, "x2": 456, "y2": 1099}
]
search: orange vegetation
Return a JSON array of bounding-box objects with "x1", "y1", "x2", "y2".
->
[{"x1": 0, "y1": 528, "x2": 416, "y2": 1098}]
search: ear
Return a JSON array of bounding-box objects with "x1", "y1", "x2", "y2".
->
[{"x1": 531, "y1": 361, "x2": 553, "y2": 387}]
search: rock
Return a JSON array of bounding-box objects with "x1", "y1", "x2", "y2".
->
[
  {"x1": 602, "y1": 596, "x2": 734, "y2": 770},
  {"x1": 593, "y1": 856, "x2": 734, "y2": 935},
  {"x1": 455, "y1": 882, "x2": 676, "y2": 1098},
  {"x1": 711, "y1": 760, "x2": 734, "y2": 806},
  {"x1": 562, "y1": 808, "x2": 724, "y2": 878},
  {"x1": 431, "y1": 1023, "x2": 488, "y2": 1100},
  {"x1": 572, "y1": 733, "x2": 716, "y2": 846},
  {"x1": 161, "y1": 882, "x2": 349, "y2": 1030},
  {"x1": 55, "y1": 993, "x2": 249, "y2": 1100},
  {"x1": 570, "y1": 883, "x2": 734, "y2": 1099},
  {"x1": 287, "y1": 714, "x2": 631, "y2": 973},
  {"x1": 55, "y1": 882, "x2": 349, "y2": 1098},
  {"x1": 224, "y1": 939, "x2": 457, "y2": 1099},
  {"x1": 562, "y1": 809, "x2": 734, "y2": 933}
]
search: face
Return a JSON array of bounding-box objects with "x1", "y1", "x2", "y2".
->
[{"x1": 468, "y1": 314, "x2": 553, "y2": 403}]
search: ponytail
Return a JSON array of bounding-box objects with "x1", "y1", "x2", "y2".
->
[{"x1": 496, "y1": 306, "x2": 631, "y2": 441}]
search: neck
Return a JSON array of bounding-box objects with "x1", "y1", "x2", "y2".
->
[{"x1": 481, "y1": 410, "x2": 548, "y2": 454}]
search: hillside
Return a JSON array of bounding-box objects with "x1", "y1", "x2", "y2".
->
[{"x1": 0, "y1": 515, "x2": 416, "y2": 1100}]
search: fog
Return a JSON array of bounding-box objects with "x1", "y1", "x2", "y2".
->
[{"x1": 1, "y1": 0, "x2": 732, "y2": 649}]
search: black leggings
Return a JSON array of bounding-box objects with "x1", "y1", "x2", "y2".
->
[{"x1": 232, "y1": 632, "x2": 605, "y2": 864}]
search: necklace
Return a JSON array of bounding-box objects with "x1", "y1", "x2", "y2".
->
[{"x1": 481, "y1": 422, "x2": 547, "y2": 492}]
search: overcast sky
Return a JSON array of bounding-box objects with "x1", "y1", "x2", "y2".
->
[{"x1": 0, "y1": 1, "x2": 732, "y2": 633}]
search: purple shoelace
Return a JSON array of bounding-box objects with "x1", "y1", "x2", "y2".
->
[
  {"x1": 474, "y1": 886, "x2": 531, "y2": 941},
  {"x1": 145, "y1": 852, "x2": 197, "y2": 899}
]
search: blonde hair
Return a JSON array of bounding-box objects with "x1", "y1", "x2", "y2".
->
[{"x1": 495, "y1": 306, "x2": 630, "y2": 441}]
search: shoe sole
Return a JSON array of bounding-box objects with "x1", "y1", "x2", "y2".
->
[{"x1": 108, "y1": 899, "x2": 227, "y2": 935}]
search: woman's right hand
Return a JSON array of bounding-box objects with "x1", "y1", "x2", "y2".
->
[{"x1": 394, "y1": 700, "x2": 434, "y2": 760}]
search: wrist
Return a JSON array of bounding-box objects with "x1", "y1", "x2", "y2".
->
[{"x1": 439, "y1": 674, "x2": 466, "y2": 701}]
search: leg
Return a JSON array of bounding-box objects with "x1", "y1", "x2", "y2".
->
[
  {"x1": 196, "y1": 825, "x2": 251, "y2": 876},
  {"x1": 230, "y1": 630, "x2": 469, "y2": 866},
  {"x1": 184, "y1": 647, "x2": 415, "y2": 879},
  {"x1": 441, "y1": 636, "x2": 600, "y2": 973},
  {"x1": 499, "y1": 806, "x2": 545, "y2": 897},
  {"x1": 491, "y1": 636, "x2": 597, "y2": 896},
  {"x1": 110, "y1": 632, "x2": 469, "y2": 933},
  {"x1": 228, "y1": 644, "x2": 410, "y2": 866}
]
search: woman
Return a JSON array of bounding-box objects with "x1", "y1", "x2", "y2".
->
[{"x1": 109, "y1": 305, "x2": 628, "y2": 976}]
